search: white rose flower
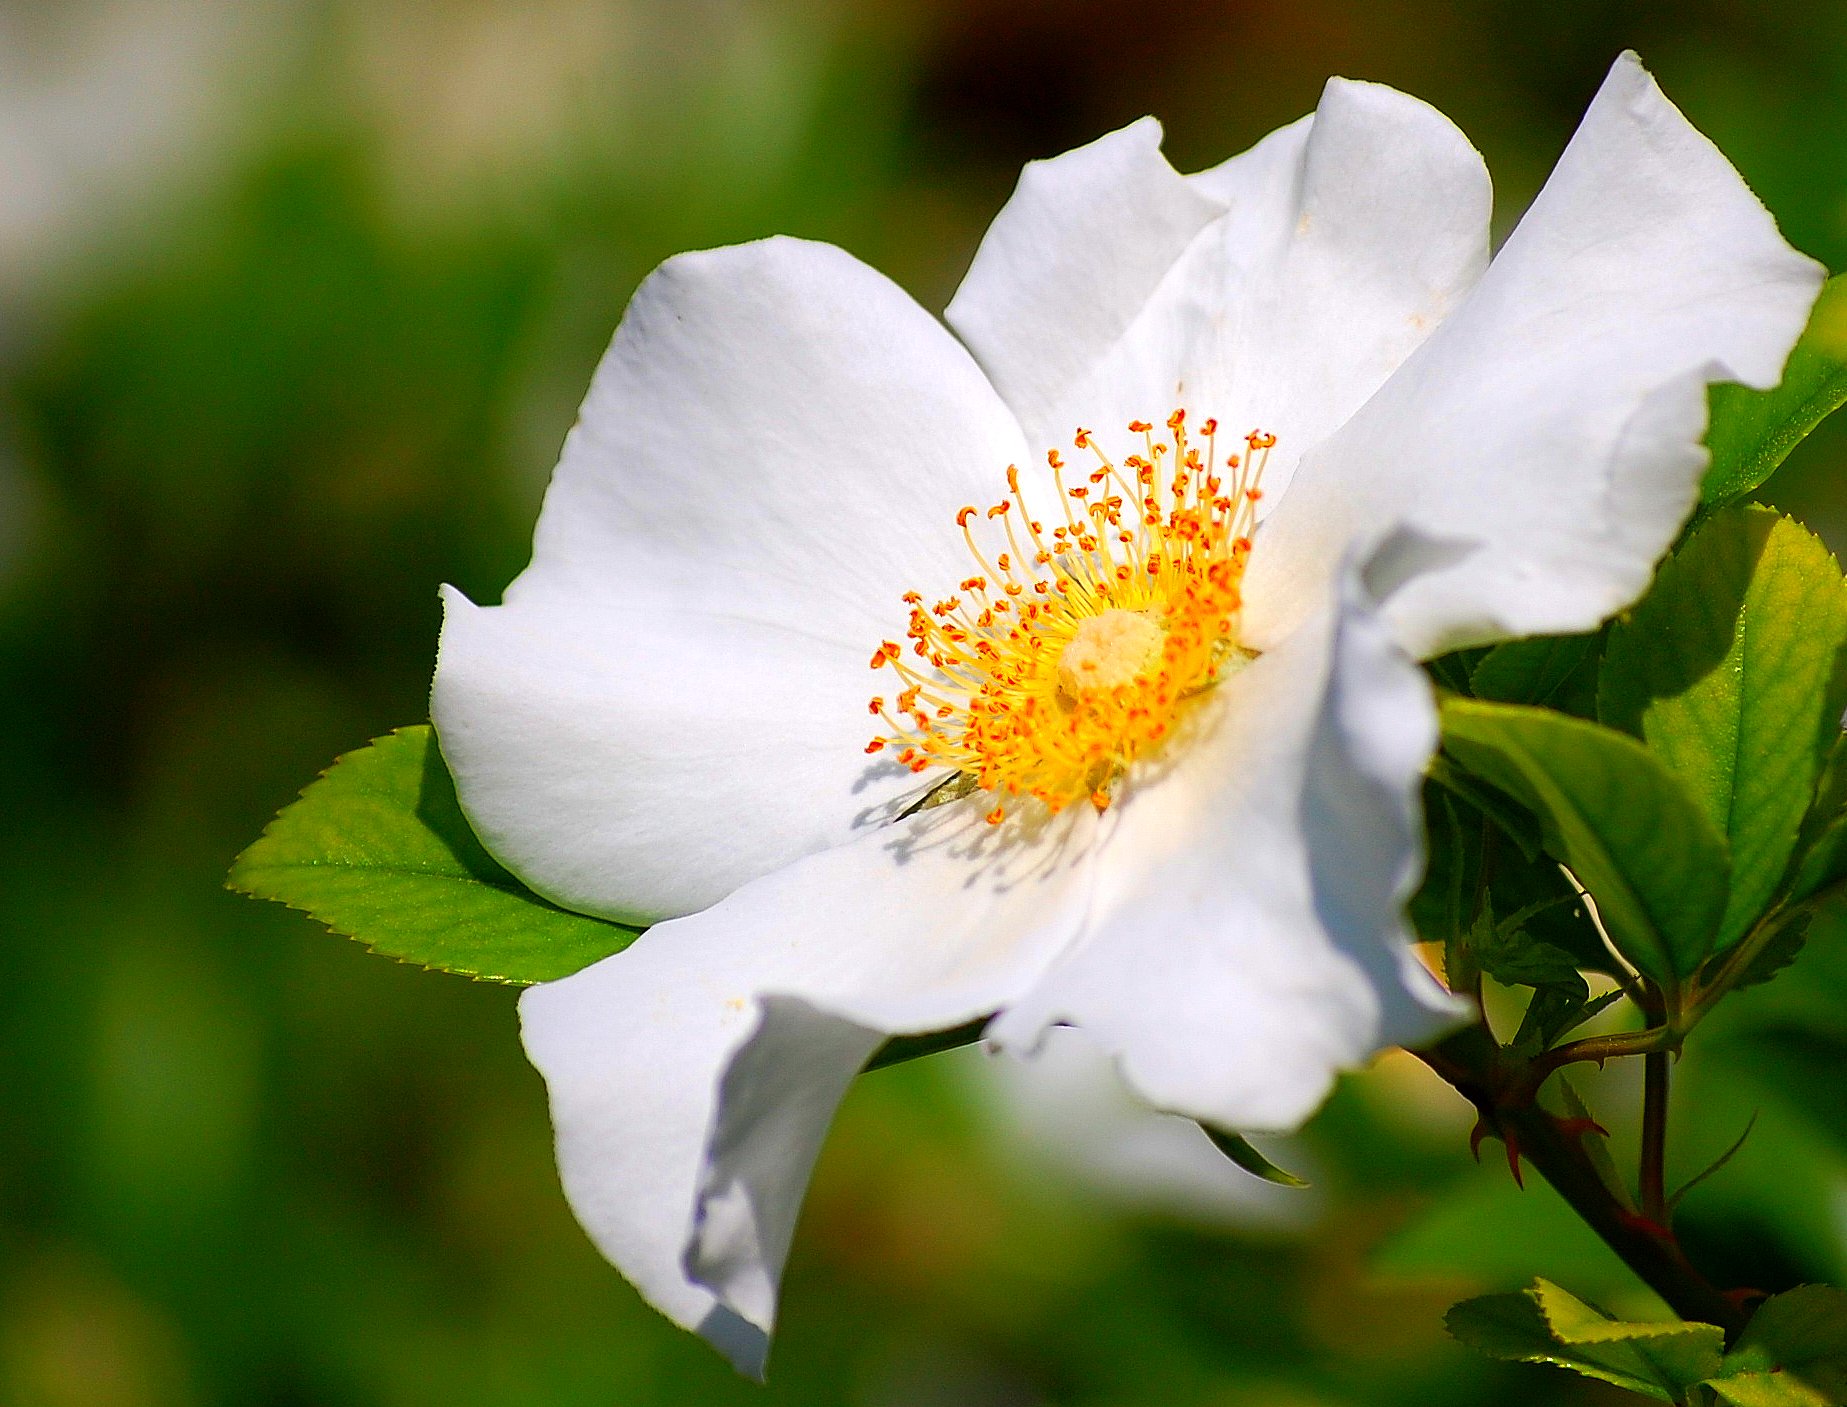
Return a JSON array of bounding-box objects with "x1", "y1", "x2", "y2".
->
[{"x1": 430, "y1": 52, "x2": 1820, "y2": 1375}]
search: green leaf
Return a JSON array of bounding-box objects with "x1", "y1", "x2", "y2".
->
[
  {"x1": 1474, "y1": 894, "x2": 1605, "y2": 1057},
  {"x1": 1601, "y1": 508, "x2": 1847, "y2": 949},
  {"x1": 229, "y1": 727, "x2": 641, "y2": 984},
  {"x1": 1796, "y1": 733, "x2": 1847, "y2": 855},
  {"x1": 1471, "y1": 632, "x2": 1601, "y2": 714},
  {"x1": 1412, "y1": 784, "x2": 1478, "y2": 982},
  {"x1": 1707, "y1": 1376, "x2": 1832, "y2": 1407},
  {"x1": 1446, "y1": 1278, "x2": 1725, "y2": 1399},
  {"x1": 1428, "y1": 752, "x2": 1544, "y2": 860},
  {"x1": 1511, "y1": 984, "x2": 1595, "y2": 1058},
  {"x1": 1536, "y1": 1280, "x2": 1728, "y2": 1393},
  {"x1": 1721, "y1": 912, "x2": 1812, "y2": 995},
  {"x1": 1200, "y1": 1125, "x2": 1309, "y2": 1188},
  {"x1": 1412, "y1": 784, "x2": 1611, "y2": 990},
  {"x1": 1703, "y1": 274, "x2": 1847, "y2": 507},
  {"x1": 1708, "y1": 1285, "x2": 1847, "y2": 1407},
  {"x1": 862, "y1": 1017, "x2": 990, "y2": 1073},
  {"x1": 1792, "y1": 812, "x2": 1847, "y2": 906},
  {"x1": 1511, "y1": 987, "x2": 1627, "y2": 1060},
  {"x1": 1475, "y1": 919, "x2": 1587, "y2": 991},
  {"x1": 1427, "y1": 646, "x2": 1490, "y2": 696},
  {"x1": 1441, "y1": 701, "x2": 1731, "y2": 984}
]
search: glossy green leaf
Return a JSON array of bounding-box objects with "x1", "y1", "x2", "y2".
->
[
  {"x1": 1704, "y1": 274, "x2": 1847, "y2": 507},
  {"x1": 1470, "y1": 632, "x2": 1600, "y2": 714},
  {"x1": 229, "y1": 726, "x2": 641, "y2": 984},
  {"x1": 1601, "y1": 508, "x2": 1847, "y2": 948},
  {"x1": 1709, "y1": 1286, "x2": 1847, "y2": 1407},
  {"x1": 1441, "y1": 701, "x2": 1730, "y2": 984},
  {"x1": 1201, "y1": 1125, "x2": 1309, "y2": 1188},
  {"x1": 1447, "y1": 1278, "x2": 1724, "y2": 1399}
]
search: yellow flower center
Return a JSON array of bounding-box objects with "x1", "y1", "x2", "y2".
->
[
  {"x1": 867, "y1": 411, "x2": 1272, "y2": 824},
  {"x1": 1057, "y1": 608, "x2": 1166, "y2": 698}
]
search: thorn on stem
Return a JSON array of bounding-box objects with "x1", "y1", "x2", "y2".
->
[
  {"x1": 1467, "y1": 1116, "x2": 1525, "y2": 1187},
  {"x1": 1506, "y1": 1128, "x2": 1526, "y2": 1189},
  {"x1": 1554, "y1": 1115, "x2": 1611, "y2": 1141}
]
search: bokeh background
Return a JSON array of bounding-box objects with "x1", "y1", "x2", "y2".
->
[{"x1": 4, "y1": 2, "x2": 1847, "y2": 1404}]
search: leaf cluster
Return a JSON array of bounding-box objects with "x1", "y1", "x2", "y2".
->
[
  {"x1": 1448, "y1": 1280, "x2": 1847, "y2": 1406},
  {"x1": 1423, "y1": 499, "x2": 1847, "y2": 1037},
  {"x1": 1429, "y1": 279, "x2": 1847, "y2": 1402}
]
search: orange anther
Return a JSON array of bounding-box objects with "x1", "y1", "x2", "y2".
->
[{"x1": 868, "y1": 419, "x2": 1274, "y2": 820}]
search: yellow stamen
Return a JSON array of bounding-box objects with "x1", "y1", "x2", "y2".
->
[{"x1": 866, "y1": 413, "x2": 1272, "y2": 823}]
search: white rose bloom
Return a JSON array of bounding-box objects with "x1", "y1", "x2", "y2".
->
[{"x1": 430, "y1": 53, "x2": 1821, "y2": 1375}]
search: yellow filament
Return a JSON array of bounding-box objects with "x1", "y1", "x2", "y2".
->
[{"x1": 867, "y1": 413, "x2": 1273, "y2": 823}]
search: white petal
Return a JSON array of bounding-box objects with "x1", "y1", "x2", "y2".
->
[
  {"x1": 521, "y1": 234, "x2": 1024, "y2": 637},
  {"x1": 433, "y1": 236, "x2": 1029, "y2": 918},
  {"x1": 990, "y1": 537, "x2": 1464, "y2": 1132},
  {"x1": 433, "y1": 589, "x2": 918, "y2": 921},
  {"x1": 1244, "y1": 53, "x2": 1826, "y2": 657},
  {"x1": 946, "y1": 81, "x2": 1491, "y2": 510},
  {"x1": 944, "y1": 118, "x2": 1226, "y2": 448},
  {"x1": 519, "y1": 798, "x2": 1096, "y2": 1374},
  {"x1": 976, "y1": 1026, "x2": 1320, "y2": 1230}
]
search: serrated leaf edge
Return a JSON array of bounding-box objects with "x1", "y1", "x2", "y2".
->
[{"x1": 226, "y1": 725, "x2": 639, "y2": 986}]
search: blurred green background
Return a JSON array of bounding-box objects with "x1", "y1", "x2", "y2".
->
[{"x1": 4, "y1": 2, "x2": 1847, "y2": 1404}]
